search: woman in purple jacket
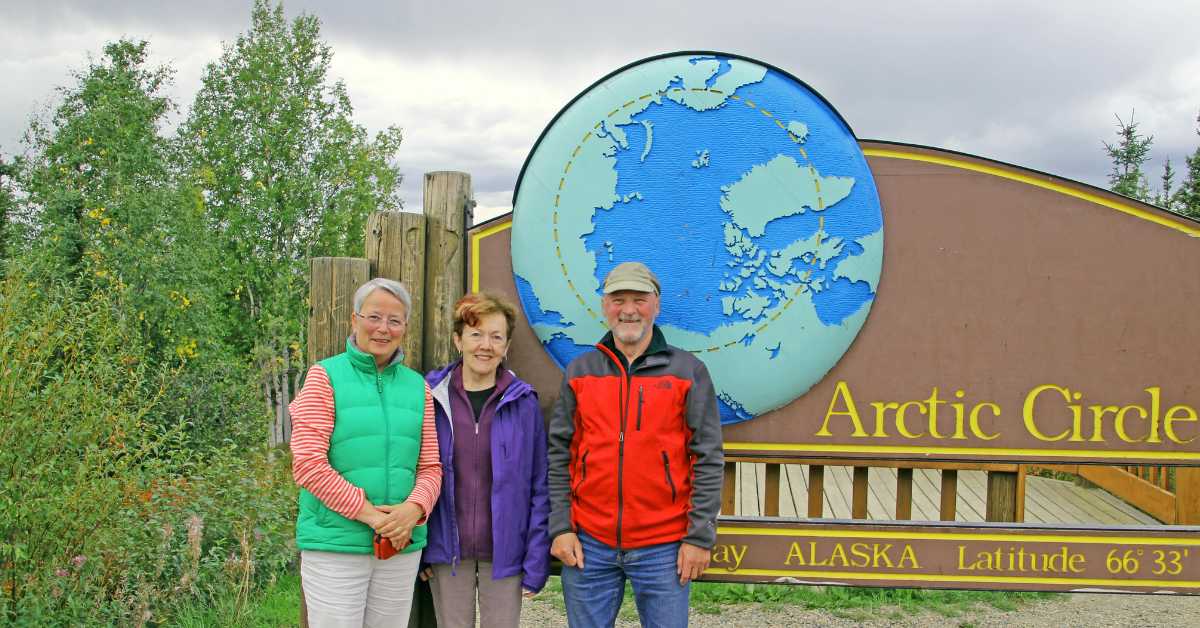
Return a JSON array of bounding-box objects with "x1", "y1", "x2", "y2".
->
[{"x1": 421, "y1": 292, "x2": 550, "y2": 628}]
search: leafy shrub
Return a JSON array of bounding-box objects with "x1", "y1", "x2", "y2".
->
[{"x1": 0, "y1": 261, "x2": 297, "y2": 625}]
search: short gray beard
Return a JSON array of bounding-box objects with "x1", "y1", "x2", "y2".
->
[{"x1": 614, "y1": 324, "x2": 647, "y2": 346}]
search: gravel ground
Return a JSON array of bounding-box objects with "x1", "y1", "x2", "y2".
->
[{"x1": 519, "y1": 591, "x2": 1200, "y2": 627}]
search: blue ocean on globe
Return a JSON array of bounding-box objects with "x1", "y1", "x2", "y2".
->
[{"x1": 511, "y1": 53, "x2": 884, "y2": 424}]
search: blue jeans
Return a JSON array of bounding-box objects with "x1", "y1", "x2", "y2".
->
[{"x1": 561, "y1": 532, "x2": 690, "y2": 628}]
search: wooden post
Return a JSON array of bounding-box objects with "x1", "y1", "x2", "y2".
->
[
  {"x1": 1177, "y1": 467, "x2": 1200, "y2": 525},
  {"x1": 366, "y1": 211, "x2": 427, "y2": 371},
  {"x1": 851, "y1": 467, "x2": 869, "y2": 519},
  {"x1": 940, "y1": 470, "x2": 958, "y2": 521},
  {"x1": 895, "y1": 468, "x2": 914, "y2": 520},
  {"x1": 308, "y1": 257, "x2": 371, "y2": 365},
  {"x1": 422, "y1": 172, "x2": 471, "y2": 371},
  {"x1": 722, "y1": 462, "x2": 737, "y2": 515},
  {"x1": 985, "y1": 470, "x2": 1020, "y2": 522},
  {"x1": 1014, "y1": 465, "x2": 1027, "y2": 523},
  {"x1": 807, "y1": 465, "x2": 824, "y2": 518},
  {"x1": 764, "y1": 464, "x2": 781, "y2": 517}
]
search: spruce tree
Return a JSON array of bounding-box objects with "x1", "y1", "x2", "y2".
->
[
  {"x1": 1175, "y1": 110, "x2": 1200, "y2": 220},
  {"x1": 1155, "y1": 158, "x2": 1176, "y2": 211},
  {"x1": 1103, "y1": 112, "x2": 1154, "y2": 202}
]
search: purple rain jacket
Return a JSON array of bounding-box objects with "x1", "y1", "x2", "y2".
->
[{"x1": 423, "y1": 362, "x2": 551, "y2": 592}]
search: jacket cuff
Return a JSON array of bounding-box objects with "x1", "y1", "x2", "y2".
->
[{"x1": 683, "y1": 520, "x2": 718, "y2": 549}]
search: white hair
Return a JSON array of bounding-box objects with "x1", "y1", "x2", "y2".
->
[{"x1": 353, "y1": 278, "x2": 412, "y2": 320}]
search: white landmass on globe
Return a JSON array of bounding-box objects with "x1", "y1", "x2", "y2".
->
[
  {"x1": 639, "y1": 121, "x2": 654, "y2": 162},
  {"x1": 834, "y1": 230, "x2": 883, "y2": 292},
  {"x1": 719, "y1": 154, "x2": 854, "y2": 237},
  {"x1": 787, "y1": 121, "x2": 809, "y2": 143}
]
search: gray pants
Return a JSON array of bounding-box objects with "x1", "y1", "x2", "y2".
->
[{"x1": 428, "y1": 560, "x2": 522, "y2": 628}]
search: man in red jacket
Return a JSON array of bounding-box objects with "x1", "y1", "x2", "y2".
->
[{"x1": 548, "y1": 261, "x2": 724, "y2": 628}]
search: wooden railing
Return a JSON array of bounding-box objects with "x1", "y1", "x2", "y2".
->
[
  {"x1": 721, "y1": 457, "x2": 1027, "y2": 523},
  {"x1": 1031, "y1": 464, "x2": 1200, "y2": 525}
]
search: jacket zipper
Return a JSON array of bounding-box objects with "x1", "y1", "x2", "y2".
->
[
  {"x1": 442, "y1": 385, "x2": 459, "y2": 569},
  {"x1": 615, "y1": 360, "x2": 630, "y2": 549},
  {"x1": 636, "y1": 385, "x2": 644, "y2": 431},
  {"x1": 661, "y1": 451, "x2": 676, "y2": 502},
  {"x1": 377, "y1": 371, "x2": 390, "y2": 502}
]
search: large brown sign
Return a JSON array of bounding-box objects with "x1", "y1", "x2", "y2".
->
[
  {"x1": 701, "y1": 518, "x2": 1200, "y2": 595},
  {"x1": 472, "y1": 140, "x2": 1200, "y2": 465}
]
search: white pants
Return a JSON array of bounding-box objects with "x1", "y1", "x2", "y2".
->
[{"x1": 301, "y1": 549, "x2": 422, "y2": 628}]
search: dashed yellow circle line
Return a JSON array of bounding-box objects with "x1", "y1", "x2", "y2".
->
[{"x1": 550, "y1": 86, "x2": 832, "y2": 350}]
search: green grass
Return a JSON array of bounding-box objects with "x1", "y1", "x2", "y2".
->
[
  {"x1": 173, "y1": 571, "x2": 1053, "y2": 626},
  {"x1": 170, "y1": 573, "x2": 302, "y2": 628}
]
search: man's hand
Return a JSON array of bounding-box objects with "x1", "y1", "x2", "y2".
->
[
  {"x1": 550, "y1": 532, "x2": 585, "y2": 569},
  {"x1": 376, "y1": 502, "x2": 424, "y2": 548},
  {"x1": 676, "y1": 542, "x2": 711, "y2": 584}
]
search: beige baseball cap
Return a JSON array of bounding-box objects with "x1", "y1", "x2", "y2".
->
[{"x1": 603, "y1": 261, "x2": 661, "y2": 295}]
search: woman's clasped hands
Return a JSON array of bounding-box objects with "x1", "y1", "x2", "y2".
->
[{"x1": 359, "y1": 501, "x2": 425, "y2": 549}]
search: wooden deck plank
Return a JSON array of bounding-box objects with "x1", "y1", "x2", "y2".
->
[
  {"x1": 1083, "y1": 482, "x2": 1159, "y2": 524},
  {"x1": 910, "y1": 469, "x2": 946, "y2": 521},
  {"x1": 1021, "y1": 483, "x2": 1059, "y2": 523},
  {"x1": 1032, "y1": 477, "x2": 1103, "y2": 523},
  {"x1": 1091, "y1": 485, "x2": 1158, "y2": 524},
  {"x1": 1019, "y1": 478, "x2": 1078, "y2": 523},
  {"x1": 736, "y1": 462, "x2": 753, "y2": 516},
  {"x1": 864, "y1": 465, "x2": 892, "y2": 521},
  {"x1": 1064, "y1": 481, "x2": 1140, "y2": 524},
  {"x1": 874, "y1": 467, "x2": 900, "y2": 520},
  {"x1": 785, "y1": 464, "x2": 806, "y2": 517},
  {"x1": 825, "y1": 466, "x2": 853, "y2": 519},
  {"x1": 954, "y1": 470, "x2": 988, "y2": 521},
  {"x1": 1046, "y1": 477, "x2": 1144, "y2": 525},
  {"x1": 1039, "y1": 478, "x2": 1121, "y2": 524},
  {"x1": 777, "y1": 463, "x2": 806, "y2": 518},
  {"x1": 866, "y1": 467, "x2": 895, "y2": 520}
]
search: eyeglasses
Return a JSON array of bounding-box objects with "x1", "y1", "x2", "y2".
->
[{"x1": 355, "y1": 312, "x2": 406, "y2": 331}]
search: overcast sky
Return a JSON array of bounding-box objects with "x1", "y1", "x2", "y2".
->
[{"x1": 2, "y1": 1, "x2": 1198, "y2": 220}]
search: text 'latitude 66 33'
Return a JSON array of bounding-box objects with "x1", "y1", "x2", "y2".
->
[{"x1": 511, "y1": 52, "x2": 884, "y2": 424}]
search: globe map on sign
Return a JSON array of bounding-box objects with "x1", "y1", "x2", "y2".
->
[{"x1": 511, "y1": 53, "x2": 884, "y2": 424}]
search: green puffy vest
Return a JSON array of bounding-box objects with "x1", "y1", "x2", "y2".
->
[{"x1": 295, "y1": 339, "x2": 428, "y2": 554}]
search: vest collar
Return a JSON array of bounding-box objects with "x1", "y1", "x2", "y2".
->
[{"x1": 344, "y1": 335, "x2": 404, "y2": 373}]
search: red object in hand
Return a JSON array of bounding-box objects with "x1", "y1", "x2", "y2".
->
[{"x1": 373, "y1": 534, "x2": 403, "y2": 560}]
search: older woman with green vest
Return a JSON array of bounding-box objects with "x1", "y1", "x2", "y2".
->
[{"x1": 290, "y1": 278, "x2": 442, "y2": 627}]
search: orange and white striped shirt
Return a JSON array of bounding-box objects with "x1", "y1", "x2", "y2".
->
[{"x1": 289, "y1": 364, "x2": 441, "y2": 521}]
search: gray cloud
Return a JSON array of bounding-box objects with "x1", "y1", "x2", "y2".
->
[{"x1": 2, "y1": 0, "x2": 1198, "y2": 213}]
